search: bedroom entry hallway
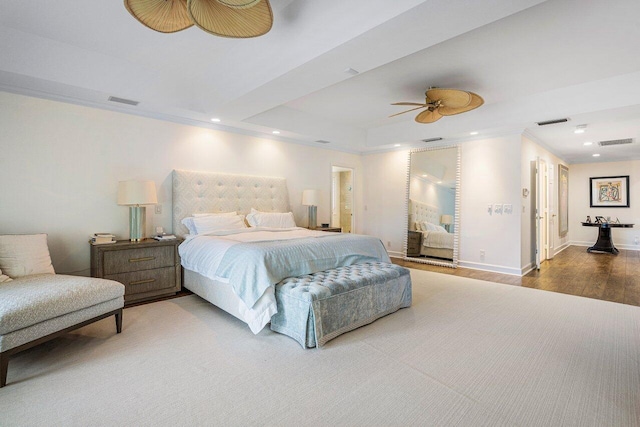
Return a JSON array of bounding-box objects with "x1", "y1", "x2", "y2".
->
[
  {"x1": 395, "y1": 245, "x2": 640, "y2": 307},
  {"x1": 331, "y1": 166, "x2": 353, "y2": 233}
]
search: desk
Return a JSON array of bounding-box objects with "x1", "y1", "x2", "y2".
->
[{"x1": 581, "y1": 222, "x2": 634, "y2": 254}]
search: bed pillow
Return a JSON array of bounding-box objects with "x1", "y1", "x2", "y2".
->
[
  {"x1": 181, "y1": 217, "x2": 198, "y2": 235},
  {"x1": 420, "y1": 222, "x2": 438, "y2": 232},
  {"x1": 435, "y1": 225, "x2": 447, "y2": 233},
  {"x1": 0, "y1": 234, "x2": 55, "y2": 278},
  {"x1": 192, "y1": 214, "x2": 247, "y2": 235},
  {"x1": 414, "y1": 222, "x2": 422, "y2": 231},
  {"x1": 246, "y1": 209, "x2": 296, "y2": 228}
]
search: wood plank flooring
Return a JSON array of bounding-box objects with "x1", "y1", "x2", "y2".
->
[{"x1": 394, "y1": 245, "x2": 640, "y2": 307}]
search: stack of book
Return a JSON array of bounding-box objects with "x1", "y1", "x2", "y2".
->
[{"x1": 90, "y1": 233, "x2": 116, "y2": 245}]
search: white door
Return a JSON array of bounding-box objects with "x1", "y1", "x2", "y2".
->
[
  {"x1": 535, "y1": 158, "x2": 542, "y2": 270},
  {"x1": 535, "y1": 158, "x2": 549, "y2": 269},
  {"x1": 547, "y1": 164, "x2": 555, "y2": 259}
]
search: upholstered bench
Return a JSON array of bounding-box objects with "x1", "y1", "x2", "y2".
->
[{"x1": 270, "y1": 262, "x2": 412, "y2": 348}]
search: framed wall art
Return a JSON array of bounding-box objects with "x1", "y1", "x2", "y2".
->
[
  {"x1": 589, "y1": 175, "x2": 630, "y2": 208},
  {"x1": 558, "y1": 164, "x2": 569, "y2": 236}
]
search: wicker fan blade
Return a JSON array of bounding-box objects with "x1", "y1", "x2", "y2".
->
[
  {"x1": 389, "y1": 106, "x2": 427, "y2": 118},
  {"x1": 125, "y1": 0, "x2": 193, "y2": 33},
  {"x1": 187, "y1": 0, "x2": 273, "y2": 38},
  {"x1": 438, "y1": 92, "x2": 484, "y2": 116},
  {"x1": 216, "y1": 0, "x2": 262, "y2": 9},
  {"x1": 426, "y1": 88, "x2": 471, "y2": 109},
  {"x1": 415, "y1": 109, "x2": 443, "y2": 124},
  {"x1": 391, "y1": 102, "x2": 428, "y2": 106}
]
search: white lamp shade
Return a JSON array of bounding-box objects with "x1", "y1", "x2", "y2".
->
[
  {"x1": 440, "y1": 214, "x2": 453, "y2": 225},
  {"x1": 302, "y1": 189, "x2": 320, "y2": 206},
  {"x1": 117, "y1": 180, "x2": 158, "y2": 206}
]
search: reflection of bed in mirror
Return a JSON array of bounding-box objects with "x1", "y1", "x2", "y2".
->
[{"x1": 408, "y1": 199, "x2": 453, "y2": 260}]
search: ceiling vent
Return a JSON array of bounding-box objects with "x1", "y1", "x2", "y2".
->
[
  {"x1": 315, "y1": 140, "x2": 331, "y2": 144},
  {"x1": 536, "y1": 118, "x2": 568, "y2": 126},
  {"x1": 598, "y1": 138, "x2": 633, "y2": 147},
  {"x1": 108, "y1": 96, "x2": 139, "y2": 106},
  {"x1": 421, "y1": 137, "x2": 443, "y2": 143}
]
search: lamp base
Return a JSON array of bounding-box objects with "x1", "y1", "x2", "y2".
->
[
  {"x1": 129, "y1": 206, "x2": 146, "y2": 241},
  {"x1": 308, "y1": 206, "x2": 317, "y2": 230}
]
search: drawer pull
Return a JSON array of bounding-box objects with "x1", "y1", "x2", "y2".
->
[
  {"x1": 129, "y1": 278, "x2": 156, "y2": 286},
  {"x1": 129, "y1": 256, "x2": 155, "y2": 263}
]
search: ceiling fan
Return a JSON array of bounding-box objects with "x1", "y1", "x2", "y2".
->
[
  {"x1": 390, "y1": 88, "x2": 484, "y2": 124},
  {"x1": 124, "y1": 0, "x2": 273, "y2": 38}
]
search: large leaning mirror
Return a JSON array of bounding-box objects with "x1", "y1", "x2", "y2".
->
[{"x1": 405, "y1": 145, "x2": 460, "y2": 267}]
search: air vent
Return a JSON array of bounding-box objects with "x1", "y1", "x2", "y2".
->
[
  {"x1": 315, "y1": 140, "x2": 331, "y2": 144},
  {"x1": 108, "y1": 96, "x2": 139, "y2": 106},
  {"x1": 598, "y1": 138, "x2": 633, "y2": 147},
  {"x1": 421, "y1": 137, "x2": 443, "y2": 143},
  {"x1": 536, "y1": 118, "x2": 568, "y2": 126}
]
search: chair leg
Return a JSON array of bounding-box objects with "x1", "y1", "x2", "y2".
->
[
  {"x1": 1, "y1": 351, "x2": 8, "y2": 388},
  {"x1": 115, "y1": 309, "x2": 123, "y2": 333}
]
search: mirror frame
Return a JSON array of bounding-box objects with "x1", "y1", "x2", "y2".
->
[{"x1": 403, "y1": 145, "x2": 461, "y2": 268}]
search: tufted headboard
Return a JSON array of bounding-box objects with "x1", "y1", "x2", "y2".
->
[
  {"x1": 172, "y1": 169, "x2": 290, "y2": 237},
  {"x1": 408, "y1": 199, "x2": 440, "y2": 231}
]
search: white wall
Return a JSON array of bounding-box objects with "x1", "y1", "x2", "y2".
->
[
  {"x1": 568, "y1": 160, "x2": 640, "y2": 249},
  {"x1": 0, "y1": 92, "x2": 362, "y2": 275},
  {"x1": 459, "y1": 135, "x2": 522, "y2": 274},
  {"x1": 520, "y1": 135, "x2": 569, "y2": 272}
]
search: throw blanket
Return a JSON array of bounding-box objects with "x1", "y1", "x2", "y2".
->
[{"x1": 217, "y1": 234, "x2": 390, "y2": 310}]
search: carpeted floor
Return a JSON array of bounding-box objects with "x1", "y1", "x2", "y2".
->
[{"x1": 1, "y1": 269, "x2": 639, "y2": 426}]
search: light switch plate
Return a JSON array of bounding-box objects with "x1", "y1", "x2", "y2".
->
[
  {"x1": 504, "y1": 204, "x2": 513, "y2": 214},
  {"x1": 494, "y1": 204, "x2": 503, "y2": 214}
]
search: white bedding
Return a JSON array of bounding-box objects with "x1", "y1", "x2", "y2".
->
[{"x1": 421, "y1": 230, "x2": 454, "y2": 249}]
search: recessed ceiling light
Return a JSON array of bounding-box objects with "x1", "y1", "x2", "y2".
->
[
  {"x1": 422, "y1": 174, "x2": 427, "y2": 178},
  {"x1": 394, "y1": 144, "x2": 401, "y2": 147},
  {"x1": 592, "y1": 153, "x2": 600, "y2": 157},
  {"x1": 583, "y1": 141, "x2": 593, "y2": 146},
  {"x1": 574, "y1": 124, "x2": 587, "y2": 134},
  {"x1": 470, "y1": 131, "x2": 479, "y2": 135},
  {"x1": 210, "y1": 118, "x2": 220, "y2": 122},
  {"x1": 272, "y1": 130, "x2": 280, "y2": 135},
  {"x1": 437, "y1": 181, "x2": 443, "y2": 184}
]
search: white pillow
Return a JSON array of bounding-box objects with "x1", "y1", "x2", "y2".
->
[
  {"x1": 192, "y1": 214, "x2": 246, "y2": 235},
  {"x1": 420, "y1": 222, "x2": 440, "y2": 232},
  {"x1": 0, "y1": 267, "x2": 12, "y2": 283},
  {"x1": 0, "y1": 234, "x2": 55, "y2": 278},
  {"x1": 246, "y1": 208, "x2": 296, "y2": 228},
  {"x1": 183, "y1": 212, "x2": 239, "y2": 235}
]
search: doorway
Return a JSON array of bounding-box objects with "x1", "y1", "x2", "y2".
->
[{"x1": 331, "y1": 166, "x2": 353, "y2": 233}]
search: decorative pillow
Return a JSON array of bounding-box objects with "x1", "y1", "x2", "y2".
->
[
  {"x1": 192, "y1": 214, "x2": 247, "y2": 235},
  {"x1": 0, "y1": 267, "x2": 12, "y2": 283},
  {"x1": 246, "y1": 208, "x2": 296, "y2": 228},
  {"x1": 0, "y1": 234, "x2": 55, "y2": 278},
  {"x1": 181, "y1": 217, "x2": 198, "y2": 235}
]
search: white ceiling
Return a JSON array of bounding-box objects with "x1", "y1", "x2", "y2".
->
[{"x1": 1, "y1": 0, "x2": 639, "y2": 163}]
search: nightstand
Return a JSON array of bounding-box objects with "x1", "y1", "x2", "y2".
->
[
  {"x1": 407, "y1": 231, "x2": 422, "y2": 257},
  {"x1": 90, "y1": 238, "x2": 182, "y2": 305},
  {"x1": 313, "y1": 227, "x2": 342, "y2": 232}
]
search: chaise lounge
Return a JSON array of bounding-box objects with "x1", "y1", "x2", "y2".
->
[{"x1": 0, "y1": 234, "x2": 124, "y2": 387}]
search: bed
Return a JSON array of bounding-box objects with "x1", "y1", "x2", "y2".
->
[
  {"x1": 408, "y1": 199, "x2": 454, "y2": 260},
  {"x1": 172, "y1": 170, "x2": 402, "y2": 339}
]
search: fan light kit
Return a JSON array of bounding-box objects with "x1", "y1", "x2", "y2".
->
[
  {"x1": 124, "y1": 0, "x2": 273, "y2": 38},
  {"x1": 390, "y1": 88, "x2": 484, "y2": 124}
]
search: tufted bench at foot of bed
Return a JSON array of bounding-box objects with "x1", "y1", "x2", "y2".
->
[{"x1": 270, "y1": 262, "x2": 412, "y2": 348}]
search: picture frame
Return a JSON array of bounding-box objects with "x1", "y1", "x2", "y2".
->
[
  {"x1": 558, "y1": 164, "x2": 569, "y2": 236},
  {"x1": 589, "y1": 175, "x2": 630, "y2": 208}
]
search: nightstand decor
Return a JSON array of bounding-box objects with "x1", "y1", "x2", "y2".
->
[
  {"x1": 302, "y1": 189, "x2": 320, "y2": 230},
  {"x1": 117, "y1": 180, "x2": 157, "y2": 241}
]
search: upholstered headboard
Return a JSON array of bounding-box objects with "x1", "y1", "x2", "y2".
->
[
  {"x1": 408, "y1": 199, "x2": 440, "y2": 231},
  {"x1": 172, "y1": 169, "x2": 290, "y2": 237}
]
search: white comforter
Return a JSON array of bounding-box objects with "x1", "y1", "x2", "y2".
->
[{"x1": 421, "y1": 230, "x2": 454, "y2": 249}]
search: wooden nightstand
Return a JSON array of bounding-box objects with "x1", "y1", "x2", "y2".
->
[
  {"x1": 90, "y1": 238, "x2": 182, "y2": 305},
  {"x1": 313, "y1": 227, "x2": 342, "y2": 232},
  {"x1": 407, "y1": 231, "x2": 422, "y2": 257}
]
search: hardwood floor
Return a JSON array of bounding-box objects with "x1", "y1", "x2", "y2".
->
[{"x1": 394, "y1": 245, "x2": 640, "y2": 307}]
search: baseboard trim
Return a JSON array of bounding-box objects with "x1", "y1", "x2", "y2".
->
[
  {"x1": 388, "y1": 251, "x2": 404, "y2": 259},
  {"x1": 457, "y1": 260, "x2": 522, "y2": 276},
  {"x1": 569, "y1": 240, "x2": 640, "y2": 251}
]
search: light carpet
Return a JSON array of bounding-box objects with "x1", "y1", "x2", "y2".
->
[{"x1": 1, "y1": 269, "x2": 639, "y2": 426}]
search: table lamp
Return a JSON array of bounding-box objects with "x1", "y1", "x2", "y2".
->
[
  {"x1": 302, "y1": 189, "x2": 320, "y2": 230},
  {"x1": 117, "y1": 180, "x2": 158, "y2": 241},
  {"x1": 440, "y1": 214, "x2": 453, "y2": 232}
]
